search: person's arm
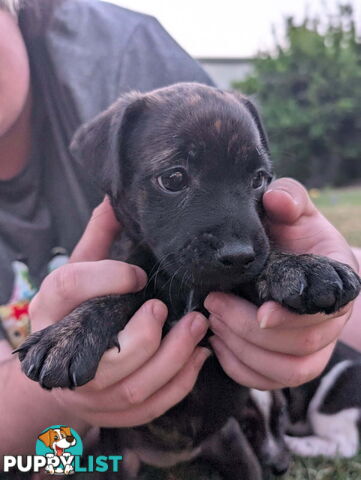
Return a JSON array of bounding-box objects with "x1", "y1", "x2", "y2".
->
[
  {"x1": 206, "y1": 178, "x2": 360, "y2": 389},
  {"x1": 0, "y1": 356, "x2": 89, "y2": 459}
]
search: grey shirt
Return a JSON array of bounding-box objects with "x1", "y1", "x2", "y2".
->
[{"x1": 0, "y1": 0, "x2": 213, "y2": 311}]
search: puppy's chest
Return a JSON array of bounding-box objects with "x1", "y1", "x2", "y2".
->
[{"x1": 132, "y1": 355, "x2": 247, "y2": 454}]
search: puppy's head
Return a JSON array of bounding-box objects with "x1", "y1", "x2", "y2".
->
[
  {"x1": 71, "y1": 83, "x2": 272, "y2": 291},
  {"x1": 242, "y1": 390, "x2": 291, "y2": 476}
]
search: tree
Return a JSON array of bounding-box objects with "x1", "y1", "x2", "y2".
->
[{"x1": 234, "y1": 4, "x2": 361, "y2": 188}]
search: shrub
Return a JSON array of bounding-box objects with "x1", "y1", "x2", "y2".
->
[{"x1": 234, "y1": 4, "x2": 361, "y2": 187}]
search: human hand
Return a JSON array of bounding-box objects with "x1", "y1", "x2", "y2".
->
[
  {"x1": 205, "y1": 178, "x2": 359, "y2": 390},
  {"x1": 30, "y1": 198, "x2": 210, "y2": 427}
]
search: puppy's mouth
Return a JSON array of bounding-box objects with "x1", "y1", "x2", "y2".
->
[
  {"x1": 161, "y1": 253, "x2": 267, "y2": 292},
  {"x1": 55, "y1": 446, "x2": 64, "y2": 456},
  {"x1": 191, "y1": 260, "x2": 266, "y2": 290}
]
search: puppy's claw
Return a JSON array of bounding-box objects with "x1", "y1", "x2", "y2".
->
[
  {"x1": 26, "y1": 363, "x2": 35, "y2": 377},
  {"x1": 110, "y1": 335, "x2": 121, "y2": 352},
  {"x1": 71, "y1": 372, "x2": 78, "y2": 388}
]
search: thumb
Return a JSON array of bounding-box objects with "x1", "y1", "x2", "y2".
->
[
  {"x1": 70, "y1": 197, "x2": 122, "y2": 262},
  {"x1": 263, "y1": 177, "x2": 315, "y2": 225}
]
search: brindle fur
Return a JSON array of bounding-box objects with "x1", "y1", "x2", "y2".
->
[{"x1": 16, "y1": 83, "x2": 361, "y2": 479}]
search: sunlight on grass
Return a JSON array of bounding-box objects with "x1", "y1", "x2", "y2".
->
[{"x1": 312, "y1": 187, "x2": 361, "y2": 247}]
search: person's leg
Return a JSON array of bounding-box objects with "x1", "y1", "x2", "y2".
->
[{"x1": 340, "y1": 248, "x2": 361, "y2": 352}]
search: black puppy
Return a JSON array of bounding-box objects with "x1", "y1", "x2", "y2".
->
[{"x1": 16, "y1": 83, "x2": 361, "y2": 479}]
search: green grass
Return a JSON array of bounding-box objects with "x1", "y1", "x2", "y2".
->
[
  {"x1": 286, "y1": 452, "x2": 361, "y2": 480},
  {"x1": 311, "y1": 186, "x2": 361, "y2": 247},
  {"x1": 137, "y1": 451, "x2": 361, "y2": 480}
]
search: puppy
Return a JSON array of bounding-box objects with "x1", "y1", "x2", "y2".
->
[
  {"x1": 16, "y1": 83, "x2": 361, "y2": 479},
  {"x1": 285, "y1": 341, "x2": 361, "y2": 459}
]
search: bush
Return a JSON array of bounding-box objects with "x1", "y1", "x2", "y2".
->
[{"x1": 234, "y1": 4, "x2": 361, "y2": 188}]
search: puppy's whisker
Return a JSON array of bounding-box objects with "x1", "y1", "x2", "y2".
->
[
  {"x1": 145, "y1": 254, "x2": 176, "y2": 293},
  {"x1": 167, "y1": 265, "x2": 183, "y2": 312}
]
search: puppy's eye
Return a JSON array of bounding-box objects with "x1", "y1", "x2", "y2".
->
[
  {"x1": 251, "y1": 170, "x2": 268, "y2": 190},
  {"x1": 157, "y1": 168, "x2": 189, "y2": 193}
]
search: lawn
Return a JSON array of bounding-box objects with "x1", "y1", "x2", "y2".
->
[{"x1": 311, "y1": 186, "x2": 361, "y2": 247}]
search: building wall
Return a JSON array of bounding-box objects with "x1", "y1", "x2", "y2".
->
[{"x1": 198, "y1": 58, "x2": 254, "y2": 89}]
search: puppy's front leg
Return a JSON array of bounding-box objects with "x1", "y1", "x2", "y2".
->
[
  {"x1": 16, "y1": 293, "x2": 145, "y2": 389},
  {"x1": 257, "y1": 252, "x2": 361, "y2": 315}
]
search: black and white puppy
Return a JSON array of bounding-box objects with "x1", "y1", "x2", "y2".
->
[
  {"x1": 285, "y1": 342, "x2": 361, "y2": 458},
  {"x1": 16, "y1": 83, "x2": 361, "y2": 479}
]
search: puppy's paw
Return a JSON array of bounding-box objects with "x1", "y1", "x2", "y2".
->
[
  {"x1": 15, "y1": 299, "x2": 122, "y2": 389},
  {"x1": 258, "y1": 253, "x2": 361, "y2": 315}
]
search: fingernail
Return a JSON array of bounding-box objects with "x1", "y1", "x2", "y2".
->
[
  {"x1": 265, "y1": 188, "x2": 299, "y2": 207},
  {"x1": 151, "y1": 300, "x2": 168, "y2": 322},
  {"x1": 259, "y1": 310, "x2": 273, "y2": 329},
  {"x1": 258, "y1": 302, "x2": 281, "y2": 328},
  {"x1": 259, "y1": 317, "x2": 269, "y2": 329},
  {"x1": 195, "y1": 347, "x2": 212, "y2": 367},
  {"x1": 133, "y1": 267, "x2": 148, "y2": 289},
  {"x1": 190, "y1": 314, "x2": 208, "y2": 340},
  {"x1": 204, "y1": 293, "x2": 224, "y2": 316},
  {"x1": 209, "y1": 315, "x2": 224, "y2": 334}
]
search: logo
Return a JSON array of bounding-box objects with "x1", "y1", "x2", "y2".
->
[
  {"x1": 36, "y1": 425, "x2": 83, "y2": 475},
  {"x1": 3, "y1": 425, "x2": 122, "y2": 475}
]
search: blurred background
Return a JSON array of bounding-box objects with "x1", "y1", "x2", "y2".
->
[{"x1": 106, "y1": 0, "x2": 361, "y2": 250}]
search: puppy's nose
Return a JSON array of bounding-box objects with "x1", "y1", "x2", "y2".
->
[
  {"x1": 271, "y1": 461, "x2": 290, "y2": 476},
  {"x1": 216, "y1": 243, "x2": 255, "y2": 268}
]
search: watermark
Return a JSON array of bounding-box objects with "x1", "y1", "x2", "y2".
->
[{"x1": 3, "y1": 425, "x2": 122, "y2": 475}]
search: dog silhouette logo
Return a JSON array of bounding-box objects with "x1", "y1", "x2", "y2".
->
[{"x1": 36, "y1": 425, "x2": 83, "y2": 475}]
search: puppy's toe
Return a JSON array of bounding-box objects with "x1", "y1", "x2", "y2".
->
[
  {"x1": 16, "y1": 307, "x2": 118, "y2": 389},
  {"x1": 15, "y1": 328, "x2": 54, "y2": 383},
  {"x1": 330, "y1": 260, "x2": 361, "y2": 307}
]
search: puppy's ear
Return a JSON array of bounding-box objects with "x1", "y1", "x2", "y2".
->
[
  {"x1": 229, "y1": 92, "x2": 270, "y2": 154},
  {"x1": 60, "y1": 426, "x2": 72, "y2": 437},
  {"x1": 70, "y1": 92, "x2": 145, "y2": 197},
  {"x1": 38, "y1": 430, "x2": 52, "y2": 447}
]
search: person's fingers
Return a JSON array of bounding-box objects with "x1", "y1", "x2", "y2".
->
[
  {"x1": 84, "y1": 300, "x2": 168, "y2": 390},
  {"x1": 75, "y1": 312, "x2": 208, "y2": 411},
  {"x1": 263, "y1": 178, "x2": 315, "y2": 224},
  {"x1": 70, "y1": 197, "x2": 121, "y2": 263},
  {"x1": 213, "y1": 330, "x2": 335, "y2": 387},
  {"x1": 257, "y1": 301, "x2": 350, "y2": 329},
  {"x1": 29, "y1": 261, "x2": 147, "y2": 331},
  {"x1": 206, "y1": 293, "x2": 346, "y2": 356},
  {"x1": 206, "y1": 292, "x2": 347, "y2": 356},
  {"x1": 210, "y1": 311, "x2": 345, "y2": 358},
  {"x1": 57, "y1": 300, "x2": 168, "y2": 410},
  {"x1": 263, "y1": 178, "x2": 358, "y2": 269},
  {"x1": 58, "y1": 347, "x2": 211, "y2": 427},
  {"x1": 209, "y1": 337, "x2": 283, "y2": 390}
]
